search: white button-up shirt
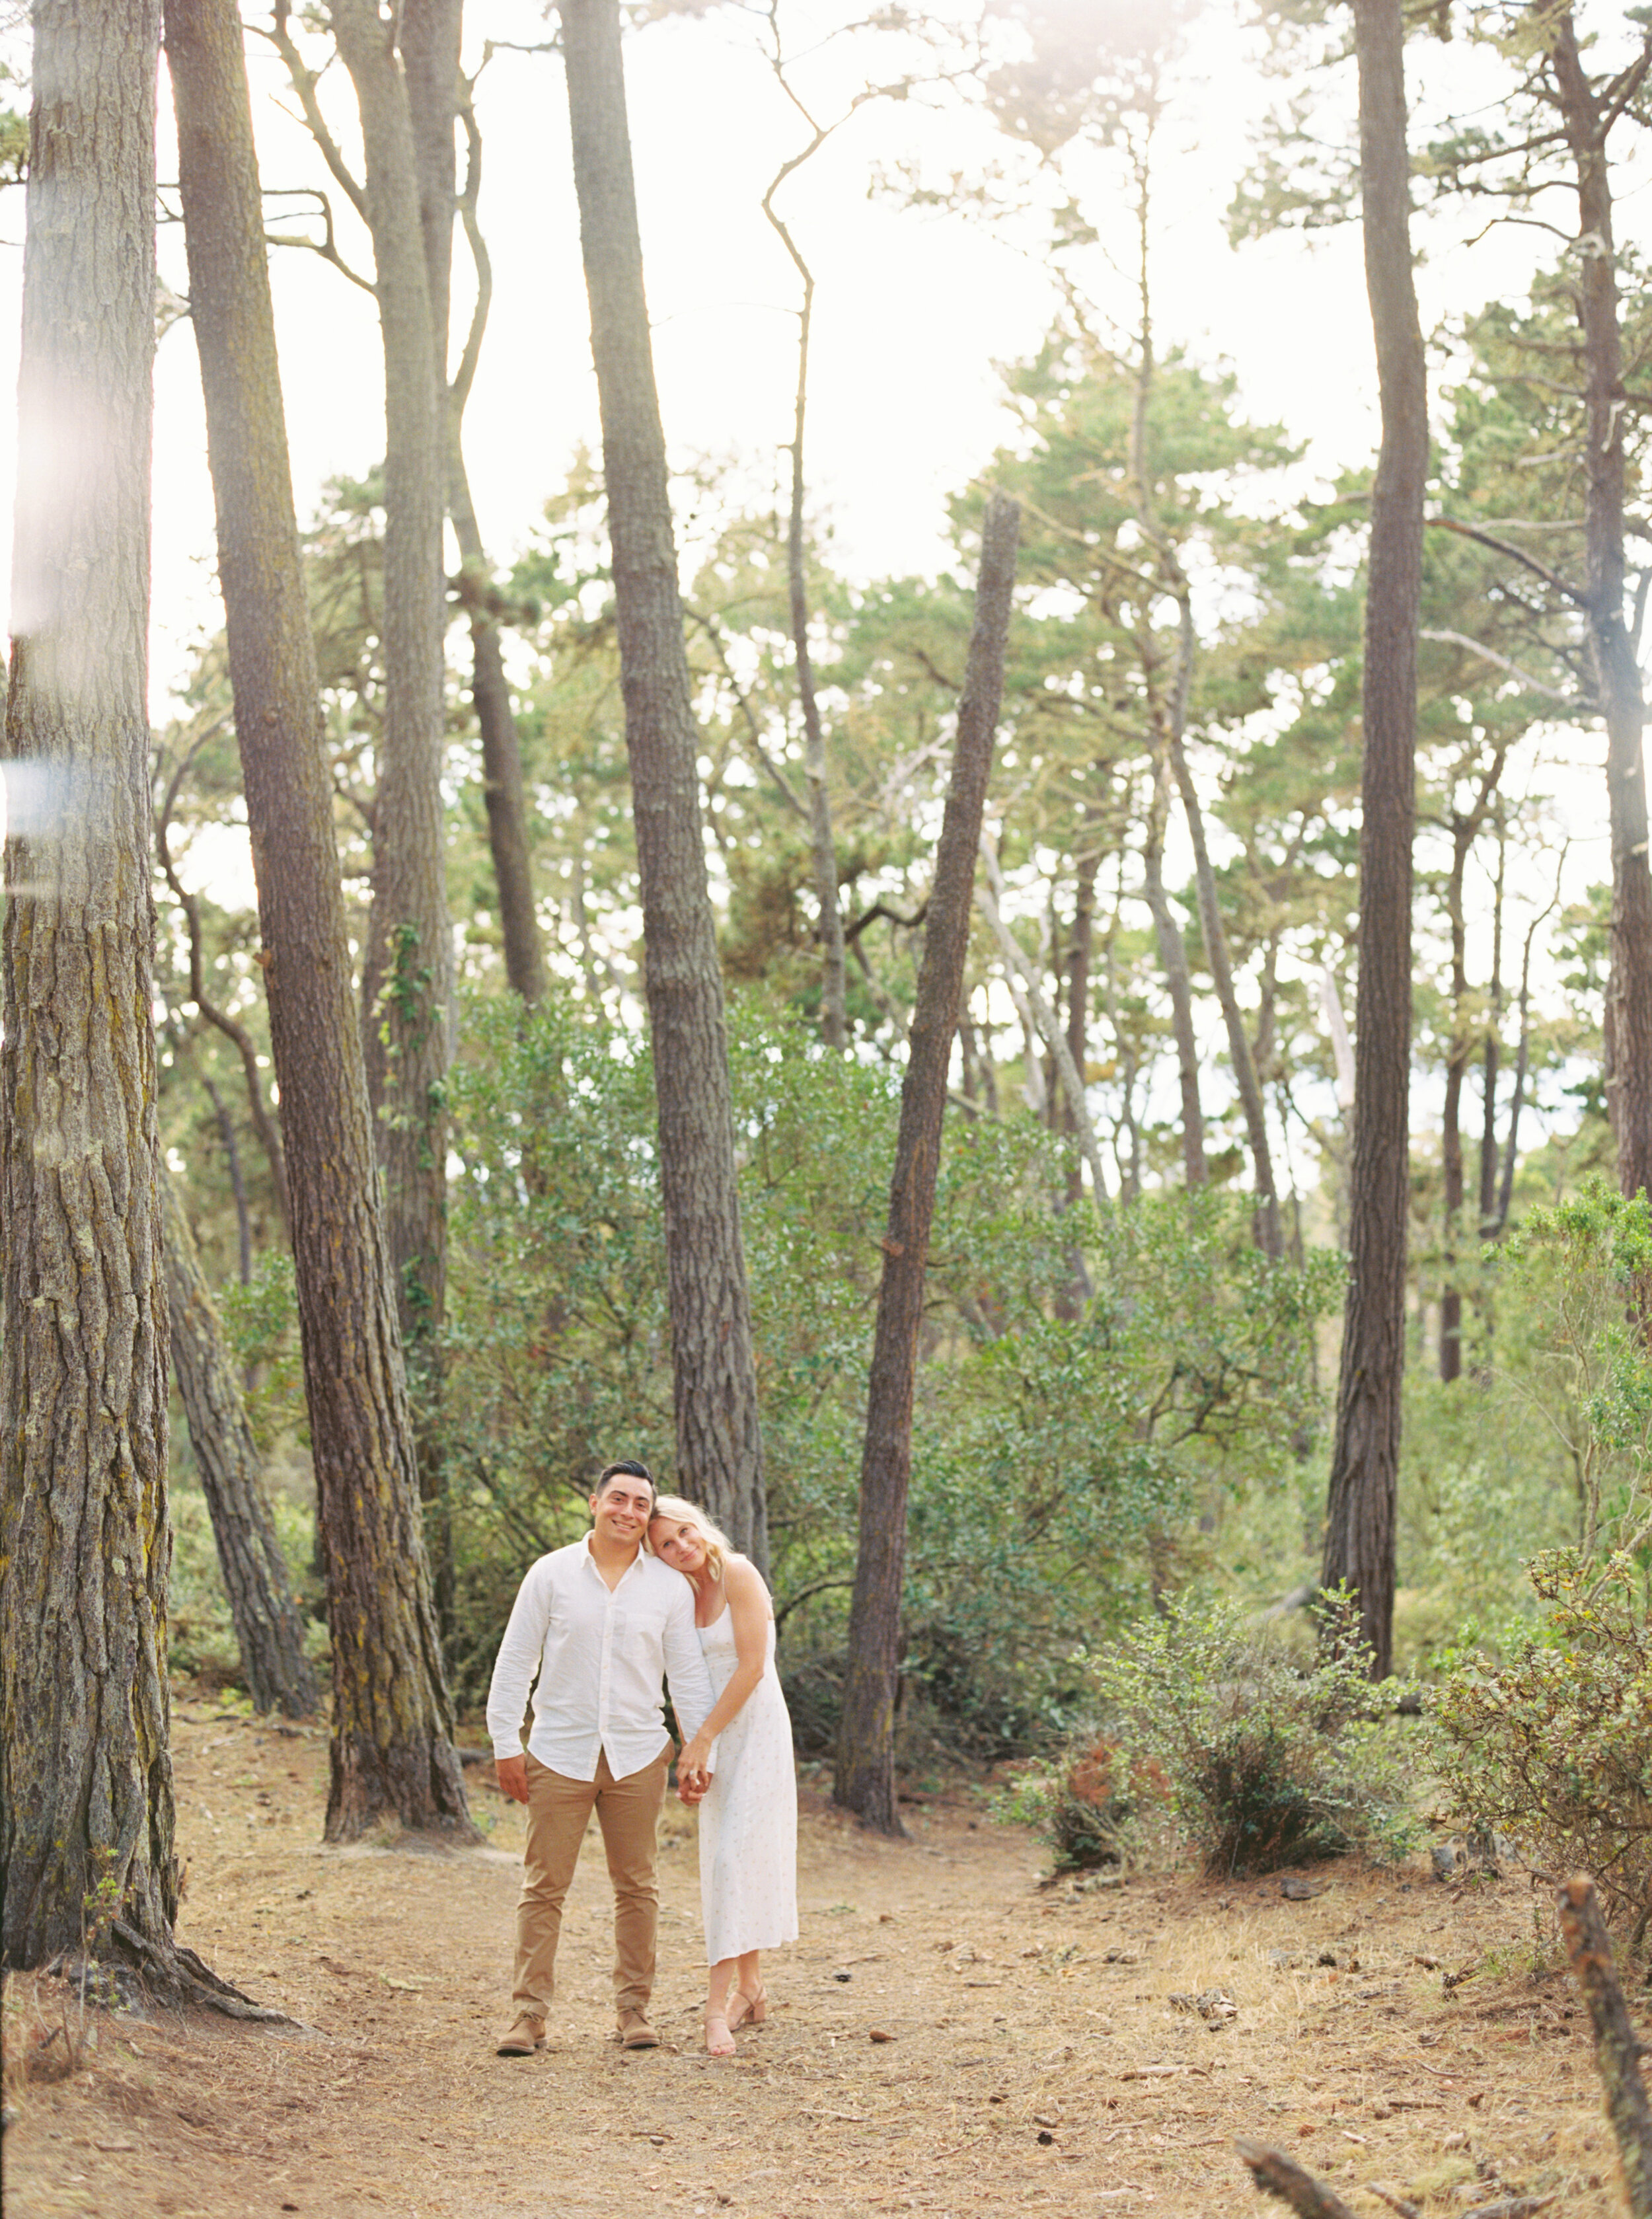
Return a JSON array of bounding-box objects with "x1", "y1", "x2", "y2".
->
[{"x1": 486, "y1": 1537, "x2": 718, "y2": 1782}]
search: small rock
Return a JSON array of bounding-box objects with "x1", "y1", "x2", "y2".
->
[
  {"x1": 1037, "y1": 2130, "x2": 1055, "y2": 2146},
  {"x1": 1280, "y1": 1876, "x2": 1324, "y2": 1901},
  {"x1": 833, "y1": 1970, "x2": 852, "y2": 1983},
  {"x1": 1318, "y1": 1951, "x2": 1339, "y2": 1968},
  {"x1": 1441, "y1": 2130, "x2": 1468, "y2": 2152},
  {"x1": 869, "y1": 2028, "x2": 895, "y2": 2043}
]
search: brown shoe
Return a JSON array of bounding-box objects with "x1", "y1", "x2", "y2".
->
[
  {"x1": 496, "y1": 2013, "x2": 546, "y2": 2056},
  {"x1": 618, "y1": 2010, "x2": 660, "y2": 2050}
]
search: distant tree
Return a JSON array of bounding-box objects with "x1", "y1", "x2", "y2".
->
[
  {"x1": 160, "y1": 1169, "x2": 318, "y2": 1718},
  {"x1": 558, "y1": 0, "x2": 768, "y2": 1560},
  {"x1": 835, "y1": 496, "x2": 1020, "y2": 1834},
  {"x1": 168, "y1": 0, "x2": 474, "y2": 1838},
  {"x1": 1, "y1": 0, "x2": 212, "y2": 1991},
  {"x1": 402, "y1": 0, "x2": 548, "y2": 1006},
  {"x1": 1321, "y1": 0, "x2": 1427, "y2": 1681}
]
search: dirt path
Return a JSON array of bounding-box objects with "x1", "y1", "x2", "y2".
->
[{"x1": 1, "y1": 1700, "x2": 1628, "y2": 2218}]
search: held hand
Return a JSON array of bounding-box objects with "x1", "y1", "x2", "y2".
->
[
  {"x1": 495, "y1": 1753, "x2": 529, "y2": 1806},
  {"x1": 677, "y1": 1768, "x2": 712, "y2": 1807}
]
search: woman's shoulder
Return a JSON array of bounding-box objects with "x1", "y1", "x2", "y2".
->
[{"x1": 724, "y1": 1554, "x2": 772, "y2": 1606}]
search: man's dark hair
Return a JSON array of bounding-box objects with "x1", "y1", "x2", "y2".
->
[{"x1": 593, "y1": 1458, "x2": 656, "y2": 1509}]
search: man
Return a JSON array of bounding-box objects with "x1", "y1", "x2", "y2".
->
[{"x1": 488, "y1": 1458, "x2": 717, "y2": 2056}]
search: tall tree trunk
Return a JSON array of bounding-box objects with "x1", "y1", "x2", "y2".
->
[
  {"x1": 1546, "y1": 7, "x2": 1652, "y2": 1209},
  {"x1": 1439, "y1": 821, "x2": 1471, "y2": 1383},
  {"x1": 1478, "y1": 810, "x2": 1506, "y2": 1240},
  {"x1": 834, "y1": 496, "x2": 1019, "y2": 1834},
  {"x1": 1055, "y1": 846, "x2": 1100, "y2": 1316},
  {"x1": 202, "y1": 1073, "x2": 252, "y2": 1286},
  {"x1": 1141, "y1": 754, "x2": 1207, "y2": 1189},
  {"x1": 331, "y1": 0, "x2": 453, "y2": 1361},
  {"x1": 161, "y1": 1170, "x2": 319, "y2": 1719},
  {"x1": 1166, "y1": 717, "x2": 1283, "y2": 1258},
  {"x1": 766, "y1": 221, "x2": 847, "y2": 1048},
  {"x1": 1322, "y1": 0, "x2": 1427, "y2": 1683},
  {"x1": 558, "y1": 0, "x2": 767, "y2": 1562},
  {"x1": 406, "y1": 18, "x2": 547, "y2": 1006},
  {"x1": 168, "y1": 0, "x2": 474, "y2": 1840},
  {"x1": 0, "y1": 0, "x2": 180, "y2": 1974}
]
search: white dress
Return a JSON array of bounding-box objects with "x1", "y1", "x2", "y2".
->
[{"x1": 696, "y1": 1607, "x2": 799, "y2": 1965}]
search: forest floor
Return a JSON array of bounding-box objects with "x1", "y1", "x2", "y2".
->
[{"x1": 0, "y1": 1694, "x2": 1632, "y2": 2219}]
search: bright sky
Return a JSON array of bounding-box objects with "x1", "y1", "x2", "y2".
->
[{"x1": 0, "y1": 0, "x2": 1643, "y2": 1123}]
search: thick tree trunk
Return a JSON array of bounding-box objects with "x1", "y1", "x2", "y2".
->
[
  {"x1": 1322, "y1": 0, "x2": 1426, "y2": 1683},
  {"x1": 160, "y1": 1171, "x2": 318, "y2": 1719},
  {"x1": 834, "y1": 496, "x2": 1018, "y2": 1834},
  {"x1": 168, "y1": 0, "x2": 474, "y2": 1840},
  {"x1": 1546, "y1": 9, "x2": 1652, "y2": 1209},
  {"x1": 331, "y1": 0, "x2": 453, "y2": 1359},
  {"x1": 0, "y1": 0, "x2": 180, "y2": 1972},
  {"x1": 1141, "y1": 756, "x2": 1207, "y2": 1189},
  {"x1": 559, "y1": 0, "x2": 767, "y2": 1561}
]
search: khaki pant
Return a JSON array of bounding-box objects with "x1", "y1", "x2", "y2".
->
[{"x1": 511, "y1": 1745, "x2": 669, "y2": 2021}]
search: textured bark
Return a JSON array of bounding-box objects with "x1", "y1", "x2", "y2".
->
[
  {"x1": 0, "y1": 0, "x2": 179, "y2": 1973},
  {"x1": 560, "y1": 0, "x2": 767, "y2": 1561},
  {"x1": 834, "y1": 497, "x2": 1019, "y2": 1834},
  {"x1": 1322, "y1": 0, "x2": 1426, "y2": 1683},
  {"x1": 1055, "y1": 848, "x2": 1100, "y2": 1317},
  {"x1": 1544, "y1": 11, "x2": 1652, "y2": 1210},
  {"x1": 1141, "y1": 755, "x2": 1208, "y2": 1189},
  {"x1": 1556, "y1": 1877, "x2": 1652, "y2": 2218},
  {"x1": 331, "y1": 0, "x2": 453, "y2": 1358},
  {"x1": 167, "y1": 0, "x2": 474, "y2": 1840},
  {"x1": 160, "y1": 1170, "x2": 318, "y2": 1719}
]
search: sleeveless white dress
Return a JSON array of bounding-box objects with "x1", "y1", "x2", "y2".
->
[{"x1": 696, "y1": 1608, "x2": 799, "y2": 1965}]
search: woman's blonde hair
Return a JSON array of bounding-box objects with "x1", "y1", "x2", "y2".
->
[{"x1": 648, "y1": 1493, "x2": 733, "y2": 1583}]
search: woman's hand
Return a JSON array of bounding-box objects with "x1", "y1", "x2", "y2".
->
[{"x1": 677, "y1": 1734, "x2": 712, "y2": 1802}]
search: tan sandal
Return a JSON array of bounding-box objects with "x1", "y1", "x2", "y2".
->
[
  {"x1": 726, "y1": 1983, "x2": 768, "y2": 2031},
  {"x1": 704, "y1": 2008, "x2": 735, "y2": 2057}
]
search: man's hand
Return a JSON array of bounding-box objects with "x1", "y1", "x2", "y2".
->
[
  {"x1": 677, "y1": 1768, "x2": 712, "y2": 1807},
  {"x1": 495, "y1": 1753, "x2": 529, "y2": 1805}
]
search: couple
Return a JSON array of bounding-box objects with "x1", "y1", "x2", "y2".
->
[{"x1": 486, "y1": 1459, "x2": 797, "y2": 2058}]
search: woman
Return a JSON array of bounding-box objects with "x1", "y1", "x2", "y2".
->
[{"x1": 648, "y1": 1495, "x2": 798, "y2": 2055}]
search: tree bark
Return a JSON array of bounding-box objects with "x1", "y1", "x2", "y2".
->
[
  {"x1": 0, "y1": 0, "x2": 180, "y2": 1973},
  {"x1": 160, "y1": 1170, "x2": 319, "y2": 1719},
  {"x1": 1322, "y1": 0, "x2": 1426, "y2": 1682},
  {"x1": 330, "y1": 0, "x2": 453, "y2": 1361},
  {"x1": 167, "y1": 0, "x2": 474, "y2": 1840},
  {"x1": 1556, "y1": 1876, "x2": 1652, "y2": 2218},
  {"x1": 834, "y1": 496, "x2": 1019, "y2": 1833},
  {"x1": 559, "y1": 0, "x2": 767, "y2": 1562},
  {"x1": 408, "y1": 21, "x2": 547, "y2": 1006},
  {"x1": 1544, "y1": 9, "x2": 1652, "y2": 1211},
  {"x1": 1141, "y1": 753, "x2": 1208, "y2": 1189}
]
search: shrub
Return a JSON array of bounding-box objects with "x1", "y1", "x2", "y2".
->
[
  {"x1": 1431, "y1": 1548, "x2": 1652, "y2": 1948},
  {"x1": 1061, "y1": 1592, "x2": 1417, "y2": 1878}
]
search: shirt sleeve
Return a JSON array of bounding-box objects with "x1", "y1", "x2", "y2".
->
[
  {"x1": 661, "y1": 1577, "x2": 718, "y2": 1749},
  {"x1": 486, "y1": 1558, "x2": 552, "y2": 1760}
]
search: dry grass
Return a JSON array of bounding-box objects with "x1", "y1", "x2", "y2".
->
[{"x1": 0, "y1": 1696, "x2": 1635, "y2": 2219}]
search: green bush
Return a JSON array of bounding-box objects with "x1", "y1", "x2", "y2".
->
[
  {"x1": 1046, "y1": 1592, "x2": 1418, "y2": 1878},
  {"x1": 1431, "y1": 1548, "x2": 1652, "y2": 1947}
]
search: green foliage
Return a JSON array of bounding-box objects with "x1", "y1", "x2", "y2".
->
[
  {"x1": 218, "y1": 1250, "x2": 306, "y2": 1455},
  {"x1": 1431, "y1": 1550, "x2": 1652, "y2": 1948},
  {"x1": 1055, "y1": 1592, "x2": 1417, "y2": 1877},
  {"x1": 440, "y1": 988, "x2": 1338, "y2": 1735}
]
